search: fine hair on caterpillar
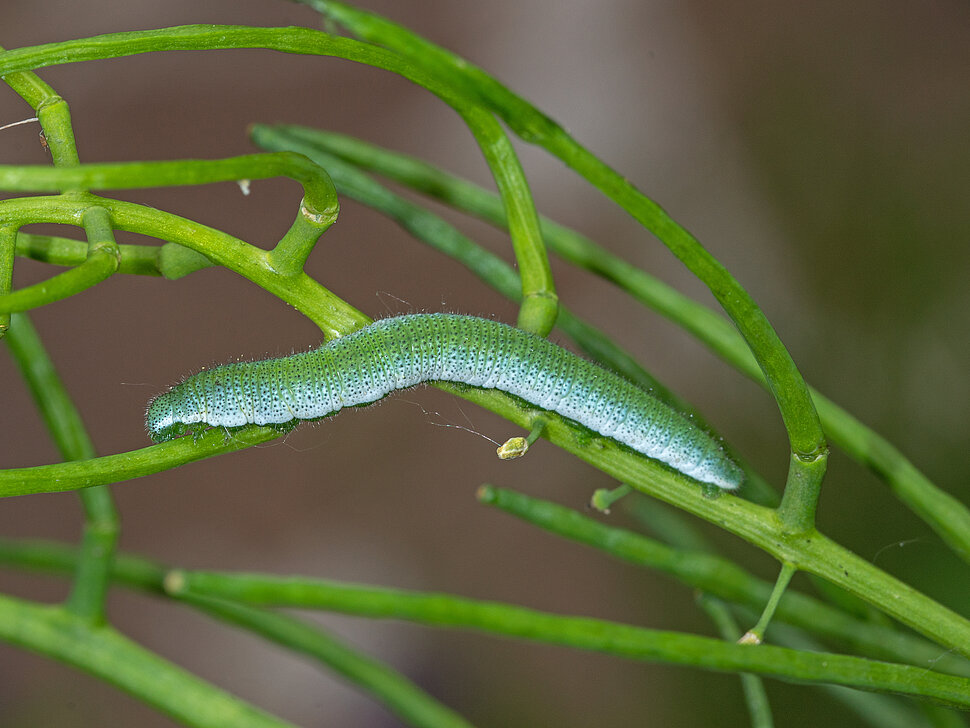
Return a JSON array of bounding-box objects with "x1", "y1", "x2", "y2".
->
[{"x1": 145, "y1": 313, "x2": 744, "y2": 490}]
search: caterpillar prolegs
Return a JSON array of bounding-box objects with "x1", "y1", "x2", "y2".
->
[{"x1": 145, "y1": 313, "x2": 743, "y2": 490}]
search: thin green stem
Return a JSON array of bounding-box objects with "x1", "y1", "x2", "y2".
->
[
  {"x1": 697, "y1": 594, "x2": 774, "y2": 728},
  {"x1": 0, "y1": 43, "x2": 79, "y2": 166},
  {"x1": 302, "y1": 0, "x2": 825, "y2": 526},
  {"x1": 624, "y1": 495, "x2": 713, "y2": 553},
  {"x1": 4, "y1": 312, "x2": 120, "y2": 623},
  {"x1": 476, "y1": 486, "x2": 970, "y2": 675},
  {"x1": 164, "y1": 569, "x2": 970, "y2": 708},
  {"x1": 589, "y1": 484, "x2": 632, "y2": 514},
  {"x1": 459, "y1": 106, "x2": 557, "y2": 334},
  {"x1": 744, "y1": 563, "x2": 797, "y2": 645},
  {"x1": 3, "y1": 313, "x2": 96, "y2": 461},
  {"x1": 180, "y1": 593, "x2": 474, "y2": 728},
  {"x1": 36, "y1": 95, "x2": 81, "y2": 169},
  {"x1": 0, "y1": 154, "x2": 337, "y2": 211},
  {"x1": 0, "y1": 205, "x2": 123, "y2": 314},
  {"x1": 0, "y1": 426, "x2": 283, "y2": 496},
  {"x1": 0, "y1": 226, "x2": 13, "y2": 336},
  {"x1": 0, "y1": 595, "x2": 296, "y2": 728}
]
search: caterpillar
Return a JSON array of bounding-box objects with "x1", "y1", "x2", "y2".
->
[{"x1": 146, "y1": 313, "x2": 743, "y2": 490}]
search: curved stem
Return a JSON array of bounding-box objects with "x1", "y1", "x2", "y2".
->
[
  {"x1": 0, "y1": 244, "x2": 118, "y2": 313},
  {"x1": 291, "y1": 5, "x2": 826, "y2": 525},
  {"x1": 0, "y1": 26, "x2": 557, "y2": 338},
  {"x1": 0, "y1": 195, "x2": 368, "y2": 338}
]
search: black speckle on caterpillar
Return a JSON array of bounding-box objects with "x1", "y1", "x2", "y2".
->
[{"x1": 146, "y1": 313, "x2": 743, "y2": 490}]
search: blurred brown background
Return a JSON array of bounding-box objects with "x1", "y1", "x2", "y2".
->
[{"x1": 2, "y1": 1, "x2": 969, "y2": 726}]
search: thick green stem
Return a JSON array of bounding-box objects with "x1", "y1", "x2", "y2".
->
[{"x1": 0, "y1": 43, "x2": 79, "y2": 166}]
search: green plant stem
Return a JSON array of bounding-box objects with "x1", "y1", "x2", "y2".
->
[
  {"x1": 0, "y1": 246, "x2": 118, "y2": 313},
  {"x1": 0, "y1": 25, "x2": 557, "y2": 337},
  {"x1": 0, "y1": 226, "x2": 13, "y2": 335},
  {"x1": 589, "y1": 484, "x2": 632, "y2": 513},
  {"x1": 4, "y1": 537, "x2": 957, "y2": 723},
  {"x1": 273, "y1": 127, "x2": 970, "y2": 563},
  {"x1": 0, "y1": 195, "x2": 368, "y2": 338},
  {"x1": 0, "y1": 43, "x2": 79, "y2": 166},
  {"x1": 745, "y1": 563, "x2": 797, "y2": 644},
  {"x1": 624, "y1": 495, "x2": 713, "y2": 553},
  {"x1": 0, "y1": 426, "x2": 284, "y2": 495},
  {"x1": 300, "y1": 1, "x2": 825, "y2": 527},
  {"x1": 0, "y1": 154, "x2": 339, "y2": 279},
  {"x1": 14, "y1": 232, "x2": 219, "y2": 279},
  {"x1": 4, "y1": 311, "x2": 120, "y2": 623},
  {"x1": 0, "y1": 594, "x2": 296, "y2": 728},
  {"x1": 476, "y1": 485, "x2": 970, "y2": 675},
  {"x1": 0, "y1": 542, "x2": 470, "y2": 727},
  {"x1": 179, "y1": 593, "x2": 475, "y2": 728},
  {"x1": 0, "y1": 154, "x2": 337, "y2": 219},
  {"x1": 696, "y1": 594, "x2": 773, "y2": 728},
  {"x1": 459, "y1": 106, "x2": 557, "y2": 334},
  {"x1": 769, "y1": 624, "x2": 938, "y2": 728},
  {"x1": 162, "y1": 568, "x2": 970, "y2": 708},
  {"x1": 15, "y1": 232, "x2": 163, "y2": 275}
]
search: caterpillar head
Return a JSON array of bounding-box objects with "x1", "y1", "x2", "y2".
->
[{"x1": 146, "y1": 391, "x2": 188, "y2": 443}]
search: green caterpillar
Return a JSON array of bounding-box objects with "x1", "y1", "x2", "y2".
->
[{"x1": 146, "y1": 313, "x2": 743, "y2": 489}]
